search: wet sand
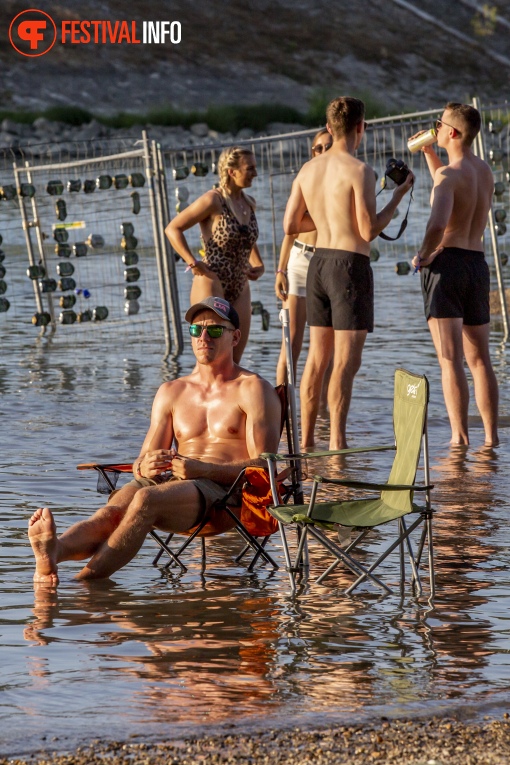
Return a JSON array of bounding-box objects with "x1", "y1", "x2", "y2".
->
[{"x1": 4, "y1": 716, "x2": 509, "y2": 764}]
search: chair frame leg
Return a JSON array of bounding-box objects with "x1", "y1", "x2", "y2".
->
[
  {"x1": 149, "y1": 530, "x2": 187, "y2": 572},
  {"x1": 316, "y1": 528, "x2": 372, "y2": 584},
  {"x1": 305, "y1": 525, "x2": 393, "y2": 594},
  {"x1": 344, "y1": 514, "x2": 424, "y2": 596}
]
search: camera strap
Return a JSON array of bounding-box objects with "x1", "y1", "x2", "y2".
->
[{"x1": 378, "y1": 184, "x2": 414, "y2": 241}]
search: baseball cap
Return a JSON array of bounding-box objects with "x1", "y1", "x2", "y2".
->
[{"x1": 185, "y1": 296, "x2": 240, "y2": 329}]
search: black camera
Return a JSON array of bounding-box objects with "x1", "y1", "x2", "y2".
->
[{"x1": 386, "y1": 157, "x2": 410, "y2": 186}]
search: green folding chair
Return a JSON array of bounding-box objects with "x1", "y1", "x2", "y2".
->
[{"x1": 262, "y1": 369, "x2": 435, "y2": 597}]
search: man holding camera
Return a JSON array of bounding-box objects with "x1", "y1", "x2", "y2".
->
[
  {"x1": 284, "y1": 96, "x2": 414, "y2": 449},
  {"x1": 412, "y1": 102, "x2": 499, "y2": 447}
]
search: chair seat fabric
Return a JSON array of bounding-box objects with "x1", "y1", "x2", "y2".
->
[{"x1": 269, "y1": 497, "x2": 420, "y2": 528}]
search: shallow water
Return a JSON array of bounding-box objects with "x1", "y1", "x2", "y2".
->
[{"x1": 1, "y1": 172, "x2": 510, "y2": 756}]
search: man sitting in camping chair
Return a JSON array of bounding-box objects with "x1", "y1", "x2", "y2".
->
[{"x1": 28, "y1": 297, "x2": 282, "y2": 585}]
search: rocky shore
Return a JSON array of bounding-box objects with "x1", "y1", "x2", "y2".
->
[
  {"x1": 3, "y1": 716, "x2": 510, "y2": 765},
  {"x1": 0, "y1": 116, "x2": 313, "y2": 158}
]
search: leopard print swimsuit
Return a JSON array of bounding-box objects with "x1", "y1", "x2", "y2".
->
[{"x1": 203, "y1": 192, "x2": 259, "y2": 303}]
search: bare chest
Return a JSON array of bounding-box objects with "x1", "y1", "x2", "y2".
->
[{"x1": 173, "y1": 396, "x2": 246, "y2": 444}]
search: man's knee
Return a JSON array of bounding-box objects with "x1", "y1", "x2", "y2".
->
[{"x1": 124, "y1": 487, "x2": 159, "y2": 525}]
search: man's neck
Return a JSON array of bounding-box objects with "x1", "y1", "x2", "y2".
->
[
  {"x1": 446, "y1": 141, "x2": 472, "y2": 164},
  {"x1": 196, "y1": 359, "x2": 239, "y2": 384},
  {"x1": 331, "y1": 133, "x2": 359, "y2": 156}
]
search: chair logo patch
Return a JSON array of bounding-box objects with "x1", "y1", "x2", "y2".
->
[{"x1": 407, "y1": 381, "x2": 421, "y2": 398}]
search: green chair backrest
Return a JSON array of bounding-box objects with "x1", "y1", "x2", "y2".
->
[{"x1": 381, "y1": 369, "x2": 429, "y2": 512}]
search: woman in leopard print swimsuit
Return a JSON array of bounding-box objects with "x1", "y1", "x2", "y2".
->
[{"x1": 166, "y1": 146, "x2": 264, "y2": 362}]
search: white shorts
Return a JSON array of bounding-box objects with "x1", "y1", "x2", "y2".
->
[{"x1": 287, "y1": 240, "x2": 314, "y2": 297}]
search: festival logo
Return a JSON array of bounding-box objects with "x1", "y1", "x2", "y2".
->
[{"x1": 9, "y1": 8, "x2": 57, "y2": 57}]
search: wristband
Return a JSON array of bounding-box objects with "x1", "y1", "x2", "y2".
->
[
  {"x1": 276, "y1": 269, "x2": 287, "y2": 275},
  {"x1": 135, "y1": 460, "x2": 144, "y2": 479},
  {"x1": 185, "y1": 259, "x2": 197, "y2": 272}
]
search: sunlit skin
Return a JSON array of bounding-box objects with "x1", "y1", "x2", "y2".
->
[
  {"x1": 411, "y1": 108, "x2": 498, "y2": 447},
  {"x1": 28, "y1": 309, "x2": 281, "y2": 585},
  {"x1": 284, "y1": 113, "x2": 414, "y2": 450},
  {"x1": 165, "y1": 153, "x2": 264, "y2": 362}
]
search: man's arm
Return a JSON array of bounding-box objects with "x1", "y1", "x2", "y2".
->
[
  {"x1": 414, "y1": 169, "x2": 454, "y2": 267},
  {"x1": 132, "y1": 382, "x2": 176, "y2": 480},
  {"x1": 355, "y1": 165, "x2": 415, "y2": 241},
  {"x1": 283, "y1": 176, "x2": 316, "y2": 235},
  {"x1": 171, "y1": 379, "x2": 281, "y2": 485}
]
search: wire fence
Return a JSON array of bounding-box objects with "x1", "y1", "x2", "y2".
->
[{"x1": 0, "y1": 99, "x2": 508, "y2": 353}]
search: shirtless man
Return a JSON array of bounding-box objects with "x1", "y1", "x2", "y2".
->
[
  {"x1": 411, "y1": 102, "x2": 499, "y2": 446},
  {"x1": 28, "y1": 296, "x2": 281, "y2": 584},
  {"x1": 284, "y1": 96, "x2": 414, "y2": 449}
]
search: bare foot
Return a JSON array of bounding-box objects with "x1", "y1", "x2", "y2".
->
[{"x1": 28, "y1": 508, "x2": 59, "y2": 585}]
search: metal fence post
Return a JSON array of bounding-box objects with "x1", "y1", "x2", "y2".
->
[
  {"x1": 473, "y1": 96, "x2": 509, "y2": 342},
  {"x1": 142, "y1": 130, "x2": 173, "y2": 357},
  {"x1": 153, "y1": 140, "x2": 183, "y2": 355}
]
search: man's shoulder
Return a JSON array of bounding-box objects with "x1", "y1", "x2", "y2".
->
[{"x1": 236, "y1": 368, "x2": 280, "y2": 402}]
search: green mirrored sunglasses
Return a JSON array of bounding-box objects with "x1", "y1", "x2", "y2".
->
[{"x1": 189, "y1": 323, "x2": 235, "y2": 338}]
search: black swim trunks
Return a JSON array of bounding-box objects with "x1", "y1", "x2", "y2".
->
[
  {"x1": 306, "y1": 248, "x2": 374, "y2": 331},
  {"x1": 421, "y1": 246, "x2": 490, "y2": 325}
]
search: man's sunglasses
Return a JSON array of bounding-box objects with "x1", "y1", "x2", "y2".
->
[
  {"x1": 189, "y1": 323, "x2": 235, "y2": 338},
  {"x1": 436, "y1": 118, "x2": 461, "y2": 134}
]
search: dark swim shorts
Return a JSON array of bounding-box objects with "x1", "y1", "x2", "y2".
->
[
  {"x1": 420, "y1": 246, "x2": 490, "y2": 325},
  {"x1": 306, "y1": 248, "x2": 374, "y2": 331}
]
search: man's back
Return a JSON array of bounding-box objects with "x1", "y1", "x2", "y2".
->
[
  {"x1": 297, "y1": 148, "x2": 372, "y2": 254},
  {"x1": 438, "y1": 153, "x2": 493, "y2": 251}
]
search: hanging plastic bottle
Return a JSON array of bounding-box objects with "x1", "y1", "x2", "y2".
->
[
  {"x1": 59, "y1": 294, "x2": 76, "y2": 309},
  {"x1": 92, "y1": 306, "x2": 109, "y2": 321},
  {"x1": 125, "y1": 285, "x2": 142, "y2": 300},
  {"x1": 58, "y1": 277, "x2": 77, "y2": 292},
  {"x1": 122, "y1": 251, "x2": 139, "y2": 266},
  {"x1": 55, "y1": 243, "x2": 72, "y2": 257},
  {"x1": 124, "y1": 267, "x2": 140, "y2": 283},
  {"x1": 129, "y1": 172, "x2": 145, "y2": 187},
  {"x1": 32, "y1": 312, "x2": 51, "y2": 325},
  {"x1": 47, "y1": 180, "x2": 64, "y2": 195},
  {"x1": 57, "y1": 261, "x2": 74, "y2": 277},
  {"x1": 59, "y1": 310, "x2": 77, "y2": 324},
  {"x1": 131, "y1": 191, "x2": 141, "y2": 215},
  {"x1": 27, "y1": 264, "x2": 46, "y2": 280}
]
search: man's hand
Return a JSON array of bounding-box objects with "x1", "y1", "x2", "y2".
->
[
  {"x1": 408, "y1": 131, "x2": 438, "y2": 157},
  {"x1": 138, "y1": 449, "x2": 175, "y2": 478},
  {"x1": 412, "y1": 246, "x2": 444, "y2": 271},
  {"x1": 393, "y1": 170, "x2": 415, "y2": 199},
  {"x1": 170, "y1": 454, "x2": 205, "y2": 480}
]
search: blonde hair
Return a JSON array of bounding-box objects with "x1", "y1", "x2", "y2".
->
[{"x1": 217, "y1": 146, "x2": 254, "y2": 190}]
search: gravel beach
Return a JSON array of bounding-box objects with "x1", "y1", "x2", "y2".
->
[{"x1": 4, "y1": 716, "x2": 510, "y2": 765}]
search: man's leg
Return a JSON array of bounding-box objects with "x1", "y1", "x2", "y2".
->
[
  {"x1": 428, "y1": 317, "x2": 469, "y2": 444},
  {"x1": 462, "y1": 323, "x2": 499, "y2": 446},
  {"x1": 28, "y1": 483, "x2": 140, "y2": 585},
  {"x1": 75, "y1": 480, "x2": 204, "y2": 580},
  {"x1": 300, "y1": 326, "x2": 334, "y2": 448},
  {"x1": 328, "y1": 329, "x2": 367, "y2": 450}
]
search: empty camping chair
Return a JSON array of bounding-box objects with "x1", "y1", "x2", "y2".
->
[{"x1": 262, "y1": 369, "x2": 435, "y2": 597}]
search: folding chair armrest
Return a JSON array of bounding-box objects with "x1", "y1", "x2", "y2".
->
[
  {"x1": 261, "y1": 443, "x2": 396, "y2": 462},
  {"x1": 314, "y1": 476, "x2": 434, "y2": 491},
  {"x1": 77, "y1": 462, "x2": 135, "y2": 472}
]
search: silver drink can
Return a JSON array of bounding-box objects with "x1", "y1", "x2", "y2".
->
[{"x1": 407, "y1": 128, "x2": 437, "y2": 153}]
